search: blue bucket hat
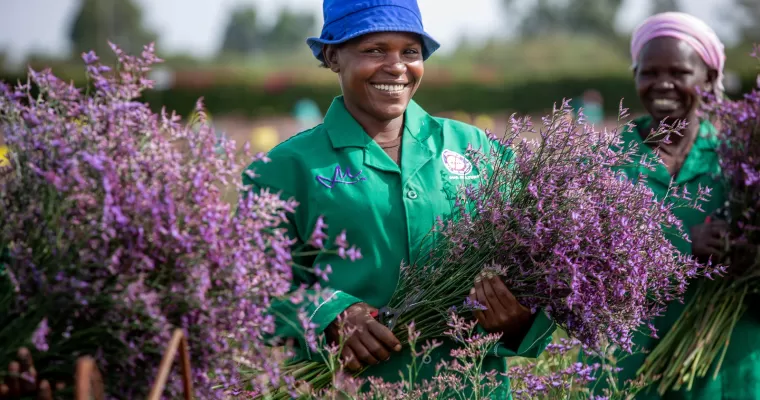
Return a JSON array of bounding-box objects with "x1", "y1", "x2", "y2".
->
[{"x1": 307, "y1": 0, "x2": 440, "y2": 63}]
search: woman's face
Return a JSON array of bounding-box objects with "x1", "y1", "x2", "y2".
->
[
  {"x1": 324, "y1": 32, "x2": 424, "y2": 123},
  {"x1": 634, "y1": 36, "x2": 717, "y2": 122}
]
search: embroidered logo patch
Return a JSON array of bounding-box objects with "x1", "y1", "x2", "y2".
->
[
  {"x1": 316, "y1": 165, "x2": 367, "y2": 188},
  {"x1": 442, "y1": 149, "x2": 473, "y2": 176}
]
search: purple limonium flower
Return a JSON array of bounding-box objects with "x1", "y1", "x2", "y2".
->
[
  {"x1": 309, "y1": 216, "x2": 329, "y2": 249},
  {"x1": 0, "y1": 43, "x2": 346, "y2": 398},
  {"x1": 31, "y1": 318, "x2": 50, "y2": 352},
  {"x1": 424, "y1": 98, "x2": 721, "y2": 352}
]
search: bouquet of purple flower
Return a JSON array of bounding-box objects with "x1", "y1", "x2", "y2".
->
[
  {"x1": 415, "y1": 101, "x2": 714, "y2": 352},
  {"x1": 0, "y1": 44, "x2": 304, "y2": 398},
  {"x1": 638, "y1": 47, "x2": 760, "y2": 394},
  {"x1": 258, "y1": 101, "x2": 718, "y2": 398}
]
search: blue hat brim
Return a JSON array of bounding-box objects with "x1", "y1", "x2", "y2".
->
[
  {"x1": 306, "y1": 2, "x2": 440, "y2": 63},
  {"x1": 307, "y1": 29, "x2": 439, "y2": 63}
]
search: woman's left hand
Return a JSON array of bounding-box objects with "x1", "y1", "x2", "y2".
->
[
  {"x1": 470, "y1": 275, "x2": 533, "y2": 349},
  {"x1": 727, "y1": 237, "x2": 760, "y2": 277}
]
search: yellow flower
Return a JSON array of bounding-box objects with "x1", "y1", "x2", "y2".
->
[
  {"x1": 0, "y1": 145, "x2": 9, "y2": 167},
  {"x1": 250, "y1": 126, "x2": 280, "y2": 152},
  {"x1": 73, "y1": 116, "x2": 88, "y2": 127}
]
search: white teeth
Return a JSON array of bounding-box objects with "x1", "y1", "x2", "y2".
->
[
  {"x1": 372, "y1": 84, "x2": 406, "y2": 92},
  {"x1": 652, "y1": 99, "x2": 678, "y2": 107}
]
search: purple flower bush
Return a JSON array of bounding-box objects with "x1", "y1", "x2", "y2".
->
[
  {"x1": 0, "y1": 43, "x2": 312, "y2": 398},
  {"x1": 509, "y1": 337, "x2": 650, "y2": 400},
  {"x1": 508, "y1": 338, "x2": 600, "y2": 399}
]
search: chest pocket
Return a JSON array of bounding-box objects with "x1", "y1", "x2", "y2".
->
[{"x1": 312, "y1": 166, "x2": 399, "y2": 223}]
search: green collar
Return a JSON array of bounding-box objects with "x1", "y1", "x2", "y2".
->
[
  {"x1": 629, "y1": 115, "x2": 719, "y2": 149},
  {"x1": 628, "y1": 115, "x2": 720, "y2": 185},
  {"x1": 323, "y1": 96, "x2": 439, "y2": 149}
]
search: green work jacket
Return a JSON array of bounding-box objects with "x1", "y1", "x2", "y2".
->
[
  {"x1": 594, "y1": 115, "x2": 760, "y2": 399},
  {"x1": 244, "y1": 96, "x2": 555, "y2": 398}
]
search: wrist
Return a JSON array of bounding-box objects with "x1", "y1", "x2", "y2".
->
[{"x1": 499, "y1": 313, "x2": 535, "y2": 350}]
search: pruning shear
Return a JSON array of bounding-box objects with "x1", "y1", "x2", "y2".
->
[
  {"x1": 368, "y1": 306, "x2": 400, "y2": 330},
  {"x1": 369, "y1": 291, "x2": 426, "y2": 331}
]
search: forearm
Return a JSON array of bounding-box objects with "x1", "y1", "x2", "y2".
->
[{"x1": 268, "y1": 287, "x2": 362, "y2": 356}]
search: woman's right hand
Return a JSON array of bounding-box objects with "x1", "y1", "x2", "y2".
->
[
  {"x1": 691, "y1": 220, "x2": 729, "y2": 264},
  {"x1": 325, "y1": 303, "x2": 402, "y2": 371}
]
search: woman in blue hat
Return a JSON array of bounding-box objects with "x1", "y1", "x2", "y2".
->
[{"x1": 244, "y1": 0, "x2": 555, "y2": 396}]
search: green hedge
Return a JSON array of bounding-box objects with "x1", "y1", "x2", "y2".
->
[
  {"x1": 3, "y1": 72, "x2": 757, "y2": 118},
  {"x1": 138, "y1": 74, "x2": 760, "y2": 118},
  {"x1": 138, "y1": 77, "x2": 642, "y2": 118},
  {"x1": 139, "y1": 74, "x2": 758, "y2": 118}
]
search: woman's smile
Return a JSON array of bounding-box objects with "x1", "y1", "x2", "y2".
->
[
  {"x1": 370, "y1": 82, "x2": 409, "y2": 95},
  {"x1": 649, "y1": 96, "x2": 682, "y2": 113}
]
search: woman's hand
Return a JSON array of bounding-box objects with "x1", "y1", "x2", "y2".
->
[
  {"x1": 0, "y1": 348, "x2": 64, "y2": 400},
  {"x1": 325, "y1": 303, "x2": 402, "y2": 372},
  {"x1": 726, "y1": 237, "x2": 760, "y2": 277},
  {"x1": 470, "y1": 275, "x2": 533, "y2": 350},
  {"x1": 691, "y1": 220, "x2": 729, "y2": 264}
]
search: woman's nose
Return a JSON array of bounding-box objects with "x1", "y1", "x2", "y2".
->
[
  {"x1": 653, "y1": 77, "x2": 675, "y2": 90},
  {"x1": 383, "y1": 55, "x2": 406, "y2": 76}
]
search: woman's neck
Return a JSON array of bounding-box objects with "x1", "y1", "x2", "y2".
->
[
  {"x1": 345, "y1": 102, "x2": 405, "y2": 142},
  {"x1": 649, "y1": 113, "x2": 700, "y2": 151},
  {"x1": 645, "y1": 113, "x2": 701, "y2": 177}
]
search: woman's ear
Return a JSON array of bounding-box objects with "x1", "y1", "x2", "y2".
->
[
  {"x1": 705, "y1": 68, "x2": 719, "y2": 93},
  {"x1": 323, "y1": 45, "x2": 340, "y2": 73}
]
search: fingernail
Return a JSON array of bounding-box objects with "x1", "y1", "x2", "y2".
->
[
  {"x1": 394, "y1": 344, "x2": 402, "y2": 351},
  {"x1": 470, "y1": 288, "x2": 475, "y2": 295}
]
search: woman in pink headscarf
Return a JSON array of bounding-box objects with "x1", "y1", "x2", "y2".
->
[{"x1": 590, "y1": 12, "x2": 760, "y2": 399}]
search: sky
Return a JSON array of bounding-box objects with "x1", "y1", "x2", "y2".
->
[{"x1": 0, "y1": 0, "x2": 739, "y2": 66}]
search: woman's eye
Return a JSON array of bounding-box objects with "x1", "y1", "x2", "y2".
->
[{"x1": 364, "y1": 48, "x2": 382, "y2": 54}]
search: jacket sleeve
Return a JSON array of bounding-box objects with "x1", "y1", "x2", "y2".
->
[
  {"x1": 485, "y1": 312, "x2": 556, "y2": 358},
  {"x1": 242, "y1": 150, "x2": 361, "y2": 360}
]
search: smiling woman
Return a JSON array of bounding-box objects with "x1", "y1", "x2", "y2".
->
[
  {"x1": 634, "y1": 36, "x2": 718, "y2": 124},
  {"x1": 321, "y1": 31, "x2": 425, "y2": 140},
  {"x1": 592, "y1": 12, "x2": 760, "y2": 400},
  {"x1": 241, "y1": 0, "x2": 555, "y2": 397}
]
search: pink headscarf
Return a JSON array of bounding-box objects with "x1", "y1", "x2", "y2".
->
[{"x1": 630, "y1": 12, "x2": 726, "y2": 94}]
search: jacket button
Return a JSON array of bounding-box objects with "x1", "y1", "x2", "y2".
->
[{"x1": 407, "y1": 189, "x2": 418, "y2": 199}]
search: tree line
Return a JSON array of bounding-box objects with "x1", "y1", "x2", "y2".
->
[
  {"x1": 65, "y1": 0, "x2": 760, "y2": 61},
  {"x1": 67, "y1": 0, "x2": 317, "y2": 59}
]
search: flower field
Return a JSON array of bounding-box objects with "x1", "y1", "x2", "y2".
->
[{"x1": 2, "y1": 42, "x2": 747, "y2": 400}]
